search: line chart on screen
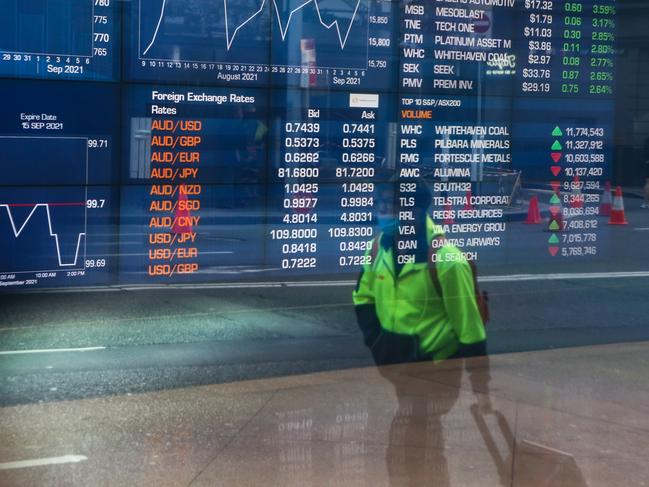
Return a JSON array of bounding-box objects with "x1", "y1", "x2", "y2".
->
[
  {"x1": 138, "y1": 0, "x2": 370, "y2": 70},
  {"x1": 0, "y1": 136, "x2": 89, "y2": 275},
  {"x1": 0, "y1": 203, "x2": 87, "y2": 274}
]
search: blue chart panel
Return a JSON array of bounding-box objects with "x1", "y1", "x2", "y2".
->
[
  {"x1": 127, "y1": 0, "x2": 397, "y2": 90},
  {"x1": 0, "y1": 188, "x2": 116, "y2": 287},
  {"x1": 268, "y1": 0, "x2": 398, "y2": 91},
  {"x1": 138, "y1": 0, "x2": 270, "y2": 66},
  {"x1": 119, "y1": 84, "x2": 269, "y2": 284},
  {"x1": 0, "y1": 0, "x2": 119, "y2": 80},
  {"x1": 270, "y1": 0, "x2": 368, "y2": 69},
  {"x1": 130, "y1": 0, "x2": 271, "y2": 85},
  {"x1": 266, "y1": 89, "x2": 396, "y2": 277},
  {"x1": 0, "y1": 80, "x2": 118, "y2": 289},
  {"x1": 0, "y1": 186, "x2": 94, "y2": 275},
  {"x1": 0, "y1": 146, "x2": 114, "y2": 287}
]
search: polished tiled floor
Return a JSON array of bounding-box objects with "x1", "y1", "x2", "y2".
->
[{"x1": 2, "y1": 342, "x2": 649, "y2": 486}]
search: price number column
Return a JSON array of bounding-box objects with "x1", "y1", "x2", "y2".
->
[
  {"x1": 589, "y1": 1, "x2": 616, "y2": 97},
  {"x1": 559, "y1": 0, "x2": 616, "y2": 97},
  {"x1": 333, "y1": 108, "x2": 379, "y2": 269},
  {"x1": 560, "y1": 2, "x2": 589, "y2": 96},
  {"x1": 271, "y1": 108, "x2": 321, "y2": 273},
  {"x1": 269, "y1": 91, "x2": 388, "y2": 275},
  {"x1": 520, "y1": 0, "x2": 555, "y2": 95},
  {"x1": 547, "y1": 125, "x2": 607, "y2": 258}
]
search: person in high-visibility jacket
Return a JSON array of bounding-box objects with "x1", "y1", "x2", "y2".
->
[{"x1": 353, "y1": 180, "x2": 487, "y2": 365}]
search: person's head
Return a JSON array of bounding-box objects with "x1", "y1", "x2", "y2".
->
[{"x1": 375, "y1": 176, "x2": 432, "y2": 234}]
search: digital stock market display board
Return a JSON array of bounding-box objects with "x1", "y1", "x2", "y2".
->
[{"x1": 0, "y1": 0, "x2": 619, "y2": 289}]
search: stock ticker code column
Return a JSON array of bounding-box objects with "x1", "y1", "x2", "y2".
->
[
  {"x1": 400, "y1": 0, "x2": 517, "y2": 96},
  {"x1": 398, "y1": 0, "x2": 518, "y2": 267},
  {"x1": 398, "y1": 95, "x2": 512, "y2": 264}
]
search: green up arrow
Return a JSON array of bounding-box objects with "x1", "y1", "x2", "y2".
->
[
  {"x1": 548, "y1": 234, "x2": 560, "y2": 244},
  {"x1": 552, "y1": 126, "x2": 563, "y2": 137},
  {"x1": 549, "y1": 220, "x2": 560, "y2": 231},
  {"x1": 550, "y1": 193, "x2": 561, "y2": 204},
  {"x1": 551, "y1": 140, "x2": 563, "y2": 151}
]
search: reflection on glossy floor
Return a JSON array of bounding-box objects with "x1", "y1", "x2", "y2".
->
[{"x1": 2, "y1": 341, "x2": 649, "y2": 486}]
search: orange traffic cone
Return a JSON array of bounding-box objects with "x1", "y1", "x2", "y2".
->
[
  {"x1": 608, "y1": 186, "x2": 628, "y2": 225},
  {"x1": 443, "y1": 202, "x2": 455, "y2": 225},
  {"x1": 463, "y1": 189, "x2": 474, "y2": 211},
  {"x1": 599, "y1": 181, "x2": 612, "y2": 217},
  {"x1": 547, "y1": 190, "x2": 564, "y2": 232},
  {"x1": 172, "y1": 184, "x2": 192, "y2": 234},
  {"x1": 524, "y1": 195, "x2": 542, "y2": 224},
  {"x1": 570, "y1": 176, "x2": 584, "y2": 209}
]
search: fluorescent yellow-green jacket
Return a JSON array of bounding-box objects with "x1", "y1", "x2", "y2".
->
[{"x1": 353, "y1": 218, "x2": 486, "y2": 361}]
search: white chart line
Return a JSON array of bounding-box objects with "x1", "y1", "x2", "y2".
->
[
  {"x1": 143, "y1": 0, "x2": 362, "y2": 56},
  {"x1": 1, "y1": 204, "x2": 85, "y2": 268},
  {"x1": 223, "y1": 0, "x2": 266, "y2": 51},
  {"x1": 142, "y1": 0, "x2": 168, "y2": 56}
]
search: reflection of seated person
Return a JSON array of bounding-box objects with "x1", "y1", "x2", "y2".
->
[{"x1": 353, "y1": 179, "x2": 487, "y2": 365}]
